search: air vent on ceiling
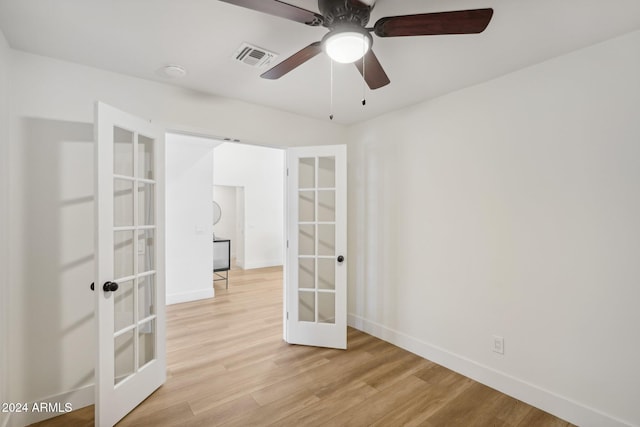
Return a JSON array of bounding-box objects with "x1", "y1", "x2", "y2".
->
[{"x1": 233, "y1": 42, "x2": 278, "y2": 68}]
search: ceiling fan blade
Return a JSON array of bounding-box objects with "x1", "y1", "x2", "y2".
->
[
  {"x1": 261, "y1": 42, "x2": 323, "y2": 80},
  {"x1": 354, "y1": 49, "x2": 390, "y2": 90},
  {"x1": 219, "y1": 0, "x2": 323, "y2": 26},
  {"x1": 374, "y1": 8, "x2": 493, "y2": 37}
]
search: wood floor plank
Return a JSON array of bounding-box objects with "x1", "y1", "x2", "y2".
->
[
  {"x1": 516, "y1": 409, "x2": 572, "y2": 427},
  {"x1": 219, "y1": 389, "x2": 320, "y2": 427},
  {"x1": 275, "y1": 380, "x2": 378, "y2": 427},
  {"x1": 182, "y1": 395, "x2": 260, "y2": 427},
  {"x1": 494, "y1": 395, "x2": 538, "y2": 426},
  {"x1": 118, "y1": 402, "x2": 194, "y2": 427},
  {"x1": 371, "y1": 376, "x2": 474, "y2": 427},
  {"x1": 322, "y1": 375, "x2": 431, "y2": 426},
  {"x1": 423, "y1": 382, "x2": 511, "y2": 426},
  {"x1": 30, "y1": 266, "x2": 574, "y2": 427}
]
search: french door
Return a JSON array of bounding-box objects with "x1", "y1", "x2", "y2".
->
[
  {"x1": 95, "y1": 102, "x2": 166, "y2": 426},
  {"x1": 286, "y1": 145, "x2": 347, "y2": 349}
]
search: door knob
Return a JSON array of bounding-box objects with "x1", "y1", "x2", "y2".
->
[
  {"x1": 337, "y1": 255, "x2": 345, "y2": 263},
  {"x1": 103, "y1": 281, "x2": 119, "y2": 292}
]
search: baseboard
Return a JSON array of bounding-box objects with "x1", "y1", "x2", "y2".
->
[
  {"x1": 348, "y1": 314, "x2": 633, "y2": 427},
  {"x1": 166, "y1": 287, "x2": 214, "y2": 305},
  {"x1": 8, "y1": 384, "x2": 93, "y2": 427},
  {"x1": 241, "y1": 260, "x2": 283, "y2": 270}
]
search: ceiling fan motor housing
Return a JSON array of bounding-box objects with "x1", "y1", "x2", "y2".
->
[{"x1": 318, "y1": 0, "x2": 372, "y2": 28}]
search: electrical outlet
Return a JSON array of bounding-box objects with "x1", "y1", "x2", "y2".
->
[{"x1": 492, "y1": 335, "x2": 505, "y2": 355}]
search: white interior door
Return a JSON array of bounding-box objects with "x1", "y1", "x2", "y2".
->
[
  {"x1": 95, "y1": 102, "x2": 166, "y2": 426},
  {"x1": 286, "y1": 145, "x2": 347, "y2": 349}
]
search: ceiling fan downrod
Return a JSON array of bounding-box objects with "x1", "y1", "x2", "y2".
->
[{"x1": 318, "y1": 0, "x2": 372, "y2": 29}]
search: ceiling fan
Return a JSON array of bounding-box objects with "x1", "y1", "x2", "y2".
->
[{"x1": 220, "y1": 0, "x2": 494, "y2": 90}]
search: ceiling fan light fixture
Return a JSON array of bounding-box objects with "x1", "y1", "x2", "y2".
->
[{"x1": 322, "y1": 27, "x2": 372, "y2": 64}]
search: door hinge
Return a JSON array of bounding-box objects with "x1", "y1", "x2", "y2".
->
[
  {"x1": 287, "y1": 168, "x2": 289, "y2": 177},
  {"x1": 286, "y1": 311, "x2": 289, "y2": 320},
  {"x1": 286, "y1": 240, "x2": 289, "y2": 249}
]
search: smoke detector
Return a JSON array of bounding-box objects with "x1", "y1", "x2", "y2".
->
[
  {"x1": 233, "y1": 43, "x2": 278, "y2": 68},
  {"x1": 159, "y1": 64, "x2": 187, "y2": 78}
]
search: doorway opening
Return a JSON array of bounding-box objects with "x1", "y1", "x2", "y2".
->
[
  {"x1": 164, "y1": 132, "x2": 286, "y2": 303},
  {"x1": 212, "y1": 142, "x2": 286, "y2": 292},
  {"x1": 212, "y1": 185, "x2": 244, "y2": 269}
]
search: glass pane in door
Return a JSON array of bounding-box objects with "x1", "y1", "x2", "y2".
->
[
  {"x1": 298, "y1": 291, "x2": 315, "y2": 322},
  {"x1": 138, "y1": 319, "x2": 155, "y2": 368},
  {"x1": 114, "y1": 127, "x2": 134, "y2": 177},
  {"x1": 114, "y1": 179, "x2": 134, "y2": 227},
  {"x1": 114, "y1": 331, "x2": 135, "y2": 385},
  {"x1": 137, "y1": 229, "x2": 155, "y2": 273},
  {"x1": 318, "y1": 224, "x2": 335, "y2": 256},
  {"x1": 138, "y1": 275, "x2": 155, "y2": 318},
  {"x1": 299, "y1": 191, "x2": 315, "y2": 222},
  {"x1": 114, "y1": 231, "x2": 134, "y2": 279},
  {"x1": 318, "y1": 258, "x2": 335, "y2": 290},
  {"x1": 114, "y1": 279, "x2": 134, "y2": 332},
  {"x1": 318, "y1": 156, "x2": 335, "y2": 188},
  {"x1": 298, "y1": 224, "x2": 315, "y2": 256},
  {"x1": 137, "y1": 134, "x2": 155, "y2": 180},
  {"x1": 317, "y1": 190, "x2": 335, "y2": 222},
  {"x1": 138, "y1": 183, "x2": 155, "y2": 226},
  {"x1": 318, "y1": 292, "x2": 335, "y2": 324},
  {"x1": 298, "y1": 258, "x2": 315, "y2": 289},
  {"x1": 299, "y1": 158, "x2": 315, "y2": 188}
]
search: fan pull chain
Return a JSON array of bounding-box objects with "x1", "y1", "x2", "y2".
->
[
  {"x1": 362, "y1": 34, "x2": 367, "y2": 106},
  {"x1": 329, "y1": 59, "x2": 334, "y2": 120}
]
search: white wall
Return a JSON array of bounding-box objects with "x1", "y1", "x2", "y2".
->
[
  {"x1": 166, "y1": 133, "x2": 218, "y2": 305},
  {"x1": 6, "y1": 50, "x2": 344, "y2": 425},
  {"x1": 214, "y1": 143, "x2": 285, "y2": 269},
  {"x1": 235, "y1": 187, "x2": 245, "y2": 268},
  {"x1": 9, "y1": 52, "x2": 345, "y2": 148},
  {"x1": 0, "y1": 28, "x2": 11, "y2": 427},
  {"x1": 8, "y1": 89, "x2": 96, "y2": 427},
  {"x1": 213, "y1": 185, "x2": 239, "y2": 259},
  {"x1": 347, "y1": 30, "x2": 640, "y2": 427}
]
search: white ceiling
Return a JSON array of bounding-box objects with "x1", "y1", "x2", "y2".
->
[{"x1": 1, "y1": 0, "x2": 640, "y2": 124}]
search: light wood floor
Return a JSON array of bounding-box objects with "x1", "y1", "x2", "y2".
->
[{"x1": 32, "y1": 266, "x2": 572, "y2": 426}]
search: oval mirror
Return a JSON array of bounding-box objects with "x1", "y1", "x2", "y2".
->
[{"x1": 213, "y1": 201, "x2": 222, "y2": 225}]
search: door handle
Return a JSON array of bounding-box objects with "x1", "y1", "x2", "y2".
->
[
  {"x1": 103, "y1": 281, "x2": 119, "y2": 292},
  {"x1": 337, "y1": 255, "x2": 345, "y2": 263}
]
